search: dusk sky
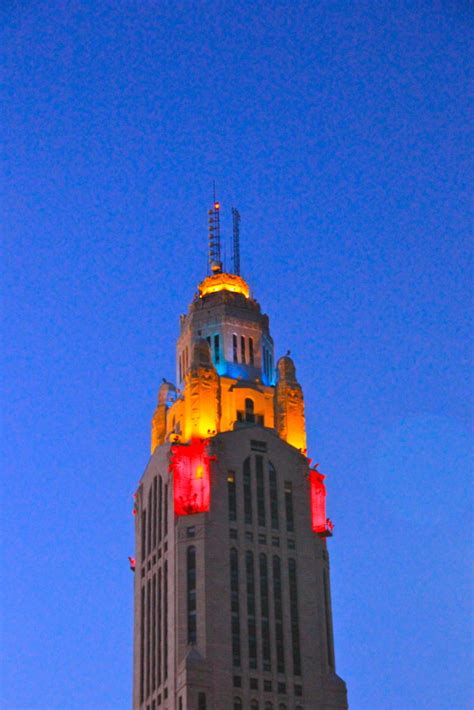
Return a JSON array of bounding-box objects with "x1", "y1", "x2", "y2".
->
[{"x1": 2, "y1": 2, "x2": 472, "y2": 709}]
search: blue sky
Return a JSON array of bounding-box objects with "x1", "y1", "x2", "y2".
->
[{"x1": 2, "y1": 2, "x2": 472, "y2": 709}]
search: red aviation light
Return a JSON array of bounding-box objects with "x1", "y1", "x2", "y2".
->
[
  {"x1": 170, "y1": 438, "x2": 214, "y2": 516},
  {"x1": 309, "y1": 467, "x2": 333, "y2": 536}
]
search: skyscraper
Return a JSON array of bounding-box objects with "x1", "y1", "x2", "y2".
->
[{"x1": 132, "y1": 203, "x2": 348, "y2": 710}]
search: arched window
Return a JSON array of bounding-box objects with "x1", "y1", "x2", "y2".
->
[
  {"x1": 250, "y1": 702, "x2": 259, "y2": 710},
  {"x1": 245, "y1": 398, "x2": 255, "y2": 423},
  {"x1": 233, "y1": 700, "x2": 242, "y2": 710},
  {"x1": 264, "y1": 702, "x2": 273, "y2": 710},
  {"x1": 279, "y1": 705, "x2": 287, "y2": 710},
  {"x1": 233, "y1": 334, "x2": 238, "y2": 362},
  {"x1": 187, "y1": 546, "x2": 196, "y2": 644}
]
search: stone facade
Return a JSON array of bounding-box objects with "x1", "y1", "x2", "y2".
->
[{"x1": 133, "y1": 272, "x2": 348, "y2": 710}]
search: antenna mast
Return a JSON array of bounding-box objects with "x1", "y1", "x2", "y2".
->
[
  {"x1": 208, "y1": 185, "x2": 222, "y2": 274},
  {"x1": 232, "y1": 207, "x2": 241, "y2": 275}
]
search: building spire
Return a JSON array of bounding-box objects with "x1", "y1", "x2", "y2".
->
[{"x1": 208, "y1": 183, "x2": 222, "y2": 274}]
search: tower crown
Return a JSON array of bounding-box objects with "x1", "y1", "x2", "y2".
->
[{"x1": 198, "y1": 272, "x2": 250, "y2": 299}]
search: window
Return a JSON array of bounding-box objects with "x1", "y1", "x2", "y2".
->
[
  {"x1": 179, "y1": 698, "x2": 183, "y2": 710},
  {"x1": 250, "y1": 678, "x2": 258, "y2": 690},
  {"x1": 250, "y1": 702, "x2": 259, "y2": 710},
  {"x1": 269, "y1": 462, "x2": 279, "y2": 530},
  {"x1": 228, "y1": 472, "x2": 237, "y2": 522},
  {"x1": 258, "y1": 533, "x2": 267, "y2": 544},
  {"x1": 259, "y1": 553, "x2": 271, "y2": 671},
  {"x1": 245, "y1": 531, "x2": 253, "y2": 542},
  {"x1": 214, "y1": 334, "x2": 220, "y2": 364},
  {"x1": 294, "y1": 685, "x2": 303, "y2": 697},
  {"x1": 277, "y1": 682, "x2": 286, "y2": 694},
  {"x1": 187, "y1": 546, "x2": 196, "y2": 644},
  {"x1": 230, "y1": 548, "x2": 241, "y2": 667},
  {"x1": 285, "y1": 481, "x2": 294, "y2": 533},
  {"x1": 234, "y1": 700, "x2": 242, "y2": 710},
  {"x1": 246, "y1": 550, "x2": 257, "y2": 669},
  {"x1": 249, "y1": 337, "x2": 254, "y2": 364},
  {"x1": 245, "y1": 398, "x2": 255, "y2": 423},
  {"x1": 251, "y1": 440, "x2": 267, "y2": 452},
  {"x1": 233, "y1": 676, "x2": 242, "y2": 687},
  {"x1": 241, "y1": 335, "x2": 246, "y2": 363},
  {"x1": 264, "y1": 703, "x2": 273, "y2": 710},
  {"x1": 289, "y1": 558, "x2": 302, "y2": 676},
  {"x1": 272, "y1": 536, "x2": 280, "y2": 547},
  {"x1": 256, "y1": 456, "x2": 266, "y2": 527},
  {"x1": 230, "y1": 528, "x2": 238, "y2": 540},
  {"x1": 233, "y1": 334, "x2": 238, "y2": 362},
  {"x1": 323, "y1": 568, "x2": 335, "y2": 669},
  {"x1": 206, "y1": 336, "x2": 211, "y2": 348},
  {"x1": 273, "y1": 555, "x2": 285, "y2": 673},
  {"x1": 198, "y1": 692, "x2": 206, "y2": 710},
  {"x1": 164, "y1": 560, "x2": 168, "y2": 679},
  {"x1": 264, "y1": 679, "x2": 272, "y2": 692},
  {"x1": 243, "y1": 457, "x2": 252, "y2": 524},
  {"x1": 186, "y1": 526, "x2": 195, "y2": 538}
]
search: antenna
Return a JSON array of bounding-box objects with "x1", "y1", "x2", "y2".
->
[
  {"x1": 232, "y1": 207, "x2": 241, "y2": 275},
  {"x1": 208, "y1": 186, "x2": 222, "y2": 274}
]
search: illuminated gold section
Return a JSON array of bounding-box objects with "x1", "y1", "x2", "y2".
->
[
  {"x1": 274, "y1": 356, "x2": 307, "y2": 452},
  {"x1": 198, "y1": 273, "x2": 250, "y2": 299}
]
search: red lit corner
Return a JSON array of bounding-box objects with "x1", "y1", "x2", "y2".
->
[
  {"x1": 309, "y1": 467, "x2": 334, "y2": 537},
  {"x1": 128, "y1": 556, "x2": 136, "y2": 572},
  {"x1": 170, "y1": 438, "x2": 215, "y2": 516}
]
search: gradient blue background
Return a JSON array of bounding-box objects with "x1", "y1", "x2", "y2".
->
[{"x1": 2, "y1": 2, "x2": 472, "y2": 709}]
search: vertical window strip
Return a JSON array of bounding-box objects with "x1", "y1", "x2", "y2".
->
[
  {"x1": 152, "y1": 573, "x2": 157, "y2": 691},
  {"x1": 249, "y1": 337, "x2": 254, "y2": 364},
  {"x1": 259, "y1": 553, "x2": 271, "y2": 671},
  {"x1": 198, "y1": 693, "x2": 207, "y2": 710},
  {"x1": 158, "y1": 477, "x2": 163, "y2": 545},
  {"x1": 246, "y1": 550, "x2": 257, "y2": 669},
  {"x1": 273, "y1": 555, "x2": 285, "y2": 674},
  {"x1": 241, "y1": 335, "x2": 246, "y2": 364},
  {"x1": 243, "y1": 457, "x2": 252, "y2": 525},
  {"x1": 146, "y1": 578, "x2": 151, "y2": 698},
  {"x1": 164, "y1": 560, "x2": 168, "y2": 680},
  {"x1": 164, "y1": 483, "x2": 168, "y2": 538},
  {"x1": 187, "y1": 546, "x2": 197, "y2": 644},
  {"x1": 288, "y1": 559, "x2": 302, "y2": 676},
  {"x1": 214, "y1": 334, "x2": 220, "y2": 364},
  {"x1": 228, "y1": 472, "x2": 237, "y2": 522},
  {"x1": 152, "y1": 477, "x2": 157, "y2": 550},
  {"x1": 147, "y1": 489, "x2": 152, "y2": 556},
  {"x1": 233, "y1": 334, "x2": 238, "y2": 362},
  {"x1": 140, "y1": 585, "x2": 145, "y2": 703},
  {"x1": 284, "y1": 482, "x2": 294, "y2": 533},
  {"x1": 141, "y1": 510, "x2": 147, "y2": 561},
  {"x1": 157, "y1": 567, "x2": 162, "y2": 687},
  {"x1": 230, "y1": 548, "x2": 241, "y2": 667},
  {"x1": 323, "y1": 569, "x2": 335, "y2": 669},
  {"x1": 269, "y1": 463, "x2": 279, "y2": 530},
  {"x1": 256, "y1": 456, "x2": 266, "y2": 527}
]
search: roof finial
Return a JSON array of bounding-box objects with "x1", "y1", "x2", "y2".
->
[{"x1": 208, "y1": 184, "x2": 222, "y2": 274}]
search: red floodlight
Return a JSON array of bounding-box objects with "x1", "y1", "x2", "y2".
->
[{"x1": 170, "y1": 438, "x2": 214, "y2": 516}]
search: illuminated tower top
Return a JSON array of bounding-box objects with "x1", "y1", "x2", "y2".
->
[{"x1": 150, "y1": 201, "x2": 307, "y2": 454}]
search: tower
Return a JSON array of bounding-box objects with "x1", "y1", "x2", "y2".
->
[{"x1": 132, "y1": 205, "x2": 348, "y2": 710}]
